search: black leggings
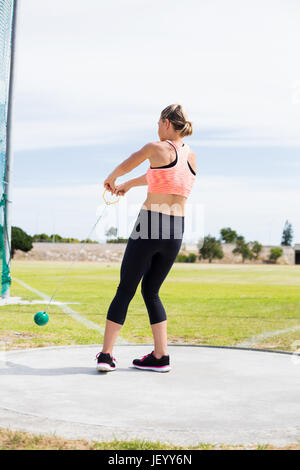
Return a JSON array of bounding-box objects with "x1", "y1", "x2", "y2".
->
[{"x1": 106, "y1": 209, "x2": 184, "y2": 325}]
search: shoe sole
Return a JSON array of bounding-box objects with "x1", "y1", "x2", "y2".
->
[
  {"x1": 132, "y1": 364, "x2": 171, "y2": 372},
  {"x1": 96, "y1": 363, "x2": 116, "y2": 372}
]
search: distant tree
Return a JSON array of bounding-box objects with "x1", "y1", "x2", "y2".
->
[
  {"x1": 187, "y1": 253, "x2": 197, "y2": 263},
  {"x1": 269, "y1": 247, "x2": 283, "y2": 263},
  {"x1": 232, "y1": 237, "x2": 254, "y2": 263},
  {"x1": 281, "y1": 220, "x2": 293, "y2": 246},
  {"x1": 236, "y1": 234, "x2": 245, "y2": 243},
  {"x1": 105, "y1": 226, "x2": 118, "y2": 240},
  {"x1": 11, "y1": 226, "x2": 33, "y2": 258},
  {"x1": 198, "y1": 235, "x2": 224, "y2": 263},
  {"x1": 220, "y1": 227, "x2": 238, "y2": 244},
  {"x1": 50, "y1": 233, "x2": 63, "y2": 243},
  {"x1": 32, "y1": 233, "x2": 82, "y2": 243},
  {"x1": 65, "y1": 238, "x2": 79, "y2": 243},
  {"x1": 176, "y1": 254, "x2": 187, "y2": 262},
  {"x1": 32, "y1": 233, "x2": 50, "y2": 242},
  {"x1": 176, "y1": 253, "x2": 197, "y2": 263},
  {"x1": 80, "y1": 238, "x2": 98, "y2": 244},
  {"x1": 106, "y1": 237, "x2": 128, "y2": 244},
  {"x1": 250, "y1": 241, "x2": 263, "y2": 260}
]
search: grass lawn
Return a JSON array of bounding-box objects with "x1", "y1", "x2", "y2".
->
[
  {"x1": 0, "y1": 428, "x2": 299, "y2": 450},
  {"x1": 0, "y1": 261, "x2": 299, "y2": 351},
  {"x1": 1, "y1": 261, "x2": 300, "y2": 451}
]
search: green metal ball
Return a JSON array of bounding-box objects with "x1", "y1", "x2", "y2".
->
[{"x1": 34, "y1": 311, "x2": 49, "y2": 326}]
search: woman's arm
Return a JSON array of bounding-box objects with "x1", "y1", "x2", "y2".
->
[
  {"x1": 104, "y1": 143, "x2": 153, "y2": 192},
  {"x1": 114, "y1": 173, "x2": 148, "y2": 196},
  {"x1": 128, "y1": 173, "x2": 148, "y2": 188}
]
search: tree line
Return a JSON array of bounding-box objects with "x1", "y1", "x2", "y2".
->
[
  {"x1": 196, "y1": 220, "x2": 293, "y2": 264},
  {"x1": 7, "y1": 219, "x2": 293, "y2": 262},
  {"x1": 8, "y1": 227, "x2": 99, "y2": 258}
]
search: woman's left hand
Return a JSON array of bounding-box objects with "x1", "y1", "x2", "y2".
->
[
  {"x1": 104, "y1": 174, "x2": 116, "y2": 194},
  {"x1": 114, "y1": 181, "x2": 132, "y2": 196}
]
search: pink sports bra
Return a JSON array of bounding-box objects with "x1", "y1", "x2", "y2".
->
[{"x1": 146, "y1": 140, "x2": 196, "y2": 198}]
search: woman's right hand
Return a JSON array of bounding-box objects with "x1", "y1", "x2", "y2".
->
[
  {"x1": 104, "y1": 174, "x2": 116, "y2": 194},
  {"x1": 114, "y1": 181, "x2": 132, "y2": 196}
]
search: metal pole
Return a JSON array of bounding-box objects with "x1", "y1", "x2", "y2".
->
[{"x1": 2, "y1": 0, "x2": 19, "y2": 299}]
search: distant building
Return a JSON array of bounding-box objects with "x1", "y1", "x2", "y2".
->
[{"x1": 294, "y1": 244, "x2": 300, "y2": 265}]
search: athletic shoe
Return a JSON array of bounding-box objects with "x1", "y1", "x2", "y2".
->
[
  {"x1": 132, "y1": 350, "x2": 171, "y2": 372},
  {"x1": 96, "y1": 351, "x2": 117, "y2": 372}
]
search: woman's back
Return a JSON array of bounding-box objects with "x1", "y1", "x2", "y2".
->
[
  {"x1": 143, "y1": 139, "x2": 197, "y2": 216},
  {"x1": 148, "y1": 140, "x2": 196, "y2": 172}
]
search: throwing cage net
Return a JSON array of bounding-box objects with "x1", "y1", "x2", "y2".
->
[{"x1": 0, "y1": 0, "x2": 15, "y2": 297}]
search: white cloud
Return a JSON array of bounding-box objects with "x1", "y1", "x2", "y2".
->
[
  {"x1": 12, "y1": 0, "x2": 300, "y2": 149},
  {"x1": 9, "y1": 0, "x2": 300, "y2": 245}
]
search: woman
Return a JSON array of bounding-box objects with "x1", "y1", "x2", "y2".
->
[{"x1": 96, "y1": 104, "x2": 197, "y2": 372}]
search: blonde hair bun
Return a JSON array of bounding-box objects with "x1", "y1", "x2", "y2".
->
[{"x1": 160, "y1": 104, "x2": 193, "y2": 137}]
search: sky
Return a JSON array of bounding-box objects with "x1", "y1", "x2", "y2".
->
[{"x1": 11, "y1": 0, "x2": 300, "y2": 244}]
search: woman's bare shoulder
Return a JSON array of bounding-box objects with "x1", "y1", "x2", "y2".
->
[
  {"x1": 136, "y1": 141, "x2": 162, "y2": 158},
  {"x1": 149, "y1": 140, "x2": 168, "y2": 148},
  {"x1": 145, "y1": 141, "x2": 169, "y2": 155}
]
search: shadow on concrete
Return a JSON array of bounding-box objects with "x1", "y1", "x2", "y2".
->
[{"x1": 0, "y1": 362, "x2": 141, "y2": 376}]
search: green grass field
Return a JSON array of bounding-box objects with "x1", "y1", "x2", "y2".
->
[
  {"x1": 2, "y1": 428, "x2": 298, "y2": 450},
  {"x1": 1, "y1": 261, "x2": 299, "y2": 351},
  {"x1": 1, "y1": 261, "x2": 300, "y2": 450}
]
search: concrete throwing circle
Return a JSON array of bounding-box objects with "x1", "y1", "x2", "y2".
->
[{"x1": 0, "y1": 345, "x2": 299, "y2": 446}]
